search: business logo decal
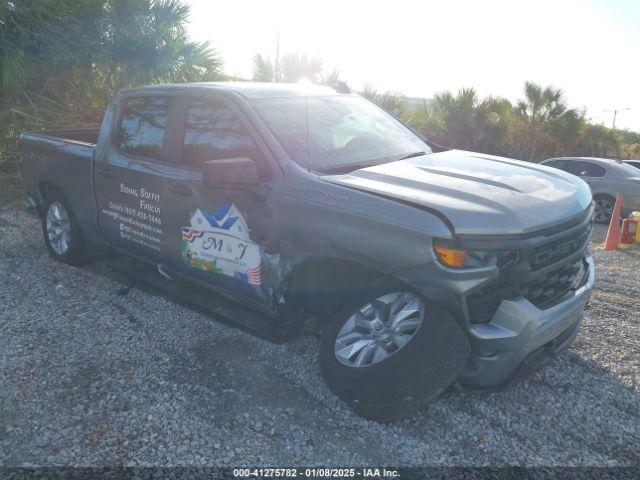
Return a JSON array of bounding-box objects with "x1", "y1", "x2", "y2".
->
[{"x1": 181, "y1": 204, "x2": 261, "y2": 285}]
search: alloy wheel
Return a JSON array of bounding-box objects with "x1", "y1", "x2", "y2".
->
[
  {"x1": 334, "y1": 292, "x2": 425, "y2": 368},
  {"x1": 46, "y1": 201, "x2": 72, "y2": 255},
  {"x1": 594, "y1": 198, "x2": 614, "y2": 223}
]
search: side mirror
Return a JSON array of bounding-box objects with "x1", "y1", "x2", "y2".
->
[{"x1": 203, "y1": 157, "x2": 259, "y2": 188}]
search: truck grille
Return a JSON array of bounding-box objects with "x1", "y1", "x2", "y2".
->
[
  {"x1": 466, "y1": 257, "x2": 589, "y2": 324},
  {"x1": 529, "y1": 225, "x2": 592, "y2": 270},
  {"x1": 464, "y1": 210, "x2": 593, "y2": 324},
  {"x1": 519, "y1": 258, "x2": 588, "y2": 309}
]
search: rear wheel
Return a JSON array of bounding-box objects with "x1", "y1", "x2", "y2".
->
[
  {"x1": 594, "y1": 195, "x2": 615, "y2": 224},
  {"x1": 42, "y1": 189, "x2": 88, "y2": 265},
  {"x1": 319, "y1": 287, "x2": 469, "y2": 422}
]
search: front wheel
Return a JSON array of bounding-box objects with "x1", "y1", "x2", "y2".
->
[
  {"x1": 319, "y1": 288, "x2": 469, "y2": 422},
  {"x1": 42, "y1": 189, "x2": 88, "y2": 265}
]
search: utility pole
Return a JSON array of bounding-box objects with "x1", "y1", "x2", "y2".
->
[
  {"x1": 604, "y1": 107, "x2": 630, "y2": 130},
  {"x1": 603, "y1": 108, "x2": 630, "y2": 159},
  {"x1": 273, "y1": 31, "x2": 280, "y2": 83}
]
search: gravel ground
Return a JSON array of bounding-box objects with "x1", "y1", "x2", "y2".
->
[{"x1": 0, "y1": 199, "x2": 639, "y2": 467}]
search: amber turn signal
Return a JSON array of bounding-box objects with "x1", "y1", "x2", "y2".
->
[{"x1": 433, "y1": 244, "x2": 466, "y2": 268}]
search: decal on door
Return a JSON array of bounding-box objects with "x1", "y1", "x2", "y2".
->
[
  {"x1": 100, "y1": 181, "x2": 163, "y2": 252},
  {"x1": 181, "y1": 204, "x2": 261, "y2": 285}
]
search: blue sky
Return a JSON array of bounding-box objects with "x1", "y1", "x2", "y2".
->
[{"x1": 188, "y1": 0, "x2": 640, "y2": 131}]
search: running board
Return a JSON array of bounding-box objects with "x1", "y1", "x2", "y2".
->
[{"x1": 106, "y1": 256, "x2": 283, "y2": 343}]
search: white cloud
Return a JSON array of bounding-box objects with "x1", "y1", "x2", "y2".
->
[{"x1": 188, "y1": 0, "x2": 640, "y2": 130}]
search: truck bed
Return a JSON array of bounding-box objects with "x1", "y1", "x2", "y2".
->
[{"x1": 20, "y1": 128, "x2": 100, "y2": 245}]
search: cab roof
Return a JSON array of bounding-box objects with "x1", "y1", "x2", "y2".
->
[{"x1": 120, "y1": 81, "x2": 339, "y2": 99}]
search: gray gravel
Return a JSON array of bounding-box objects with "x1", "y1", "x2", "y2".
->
[{"x1": 0, "y1": 202, "x2": 639, "y2": 467}]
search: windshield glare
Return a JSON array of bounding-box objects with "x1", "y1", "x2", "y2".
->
[{"x1": 251, "y1": 95, "x2": 431, "y2": 172}]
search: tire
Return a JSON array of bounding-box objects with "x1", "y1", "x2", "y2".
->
[
  {"x1": 319, "y1": 286, "x2": 470, "y2": 422},
  {"x1": 593, "y1": 195, "x2": 615, "y2": 224},
  {"x1": 41, "y1": 189, "x2": 89, "y2": 265}
]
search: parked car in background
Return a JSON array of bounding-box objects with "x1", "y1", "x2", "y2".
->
[
  {"x1": 541, "y1": 157, "x2": 640, "y2": 223},
  {"x1": 624, "y1": 160, "x2": 640, "y2": 170}
]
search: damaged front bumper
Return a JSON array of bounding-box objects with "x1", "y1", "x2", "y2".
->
[{"x1": 456, "y1": 255, "x2": 595, "y2": 389}]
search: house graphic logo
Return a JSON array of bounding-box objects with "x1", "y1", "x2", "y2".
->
[{"x1": 181, "y1": 204, "x2": 261, "y2": 285}]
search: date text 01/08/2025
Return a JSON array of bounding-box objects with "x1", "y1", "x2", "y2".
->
[{"x1": 232, "y1": 468, "x2": 400, "y2": 478}]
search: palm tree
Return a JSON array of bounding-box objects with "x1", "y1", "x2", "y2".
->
[
  {"x1": 515, "y1": 81, "x2": 580, "y2": 160},
  {"x1": 1, "y1": 0, "x2": 222, "y2": 174},
  {"x1": 1, "y1": 0, "x2": 222, "y2": 96},
  {"x1": 100, "y1": 0, "x2": 221, "y2": 89},
  {"x1": 360, "y1": 85, "x2": 408, "y2": 119},
  {"x1": 474, "y1": 96, "x2": 515, "y2": 156},
  {"x1": 251, "y1": 52, "x2": 347, "y2": 89},
  {"x1": 0, "y1": 0, "x2": 102, "y2": 93},
  {"x1": 279, "y1": 53, "x2": 323, "y2": 83},
  {"x1": 429, "y1": 88, "x2": 478, "y2": 150},
  {"x1": 252, "y1": 53, "x2": 274, "y2": 82}
]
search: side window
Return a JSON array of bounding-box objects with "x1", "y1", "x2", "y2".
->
[
  {"x1": 182, "y1": 100, "x2": 264, "y2": 171},
  {"x1": 561, "y1": 160, "x2": 586, "y2": 176},
  {"x1": 543, "y1": 160, "x2": 567, "y2": 170},
  {"x1": 117, "y1": 97, "x2": 171, "y2": 160},
  {"x1": 581, "y1": 162, "x2": 606, "y2": 177}
]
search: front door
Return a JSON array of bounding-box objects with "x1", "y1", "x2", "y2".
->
[{"x1": 161, "y1": 95, "x2": 277, "y2": 308}]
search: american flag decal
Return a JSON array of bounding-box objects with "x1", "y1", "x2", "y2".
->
[
  {"x1": 181, "y1": 228, "x2": 204, "y2": 242},
  {"x1": 246, "y1": 265, "x2": 262, "y2": 285}
]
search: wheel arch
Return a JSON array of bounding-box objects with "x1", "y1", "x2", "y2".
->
[
  {"x1": 38, "y1": 181, "x2": 62, "y2": 205},
  {"x1": 592, "y1": 192, "x2": 615, "y2": 201},
  {"x1": 278, "y1": 255, "x2": 399, "y2": 322}
]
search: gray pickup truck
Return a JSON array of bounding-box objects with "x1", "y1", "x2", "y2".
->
[{"x1": 20, "y1": 82, "x2": 595, "y2": 421}]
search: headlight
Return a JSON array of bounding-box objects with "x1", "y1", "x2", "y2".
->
[{"x1": 433, "y1": 240, "x2": 517, "y2": 269}]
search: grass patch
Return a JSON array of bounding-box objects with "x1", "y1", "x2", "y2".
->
[
  {"x1": 0, "y1": 164, "x2": 23, "y2": 207},
  {"x1": 619, "y1": 242, "x2": 640, "y2": 259}
]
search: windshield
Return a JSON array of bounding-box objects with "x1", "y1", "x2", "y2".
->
[{"x1": 250, "y1": 95, "x2": 431, "y2": 172}]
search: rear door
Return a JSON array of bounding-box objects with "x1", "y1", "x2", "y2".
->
[
  {"x1": 160, "y1": 94, "x2": 278, "y2": 307},
  {"x1": 94, "y1": 94, "x2": 180, "y2": 264}
]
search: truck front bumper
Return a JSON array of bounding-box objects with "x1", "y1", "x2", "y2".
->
[{"x1": 456, "y1": 255, "x2": 595, "y2": 389}]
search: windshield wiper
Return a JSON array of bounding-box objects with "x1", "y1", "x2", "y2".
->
[
  {"x1": 397, "y1": 151, "x2": 427, "y2": 160},
  {"x1": 317, "y1": 161, "x2": 383, "y2": 174},
  {"x1": 318, "y1": 152, "x2": 428, "y2": 174}
]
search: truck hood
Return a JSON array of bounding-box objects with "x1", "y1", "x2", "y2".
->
[{"x1": 321, "y1": 150, "x2": 593, "y2": 236}]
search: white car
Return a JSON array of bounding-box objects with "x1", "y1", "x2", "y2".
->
[{"x1": 542, "y1": 157, "x2": 640, "y2": 223}]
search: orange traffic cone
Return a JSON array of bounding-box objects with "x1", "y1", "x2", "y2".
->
[{"x1": 604, "y1": 194, "x2": 624, "y2": 251}]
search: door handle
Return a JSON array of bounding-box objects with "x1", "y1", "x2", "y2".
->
[
  {"x1": 96, "y1": 167, "x2": 114, "y2": 179},
  {"x1": 168, "y1": 183, "x2": 193, "y2": 197}
]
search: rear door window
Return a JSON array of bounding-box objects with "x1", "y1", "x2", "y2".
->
[
  {"x1": 116, "y1": 97, "x2": 171, "y2": 161},
  {"x1": 560, "y1": 160, "x2": 587, "y2": 176},
  {"x1": 581, "y1": 161, "x2": 606, "y2": 177}
]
